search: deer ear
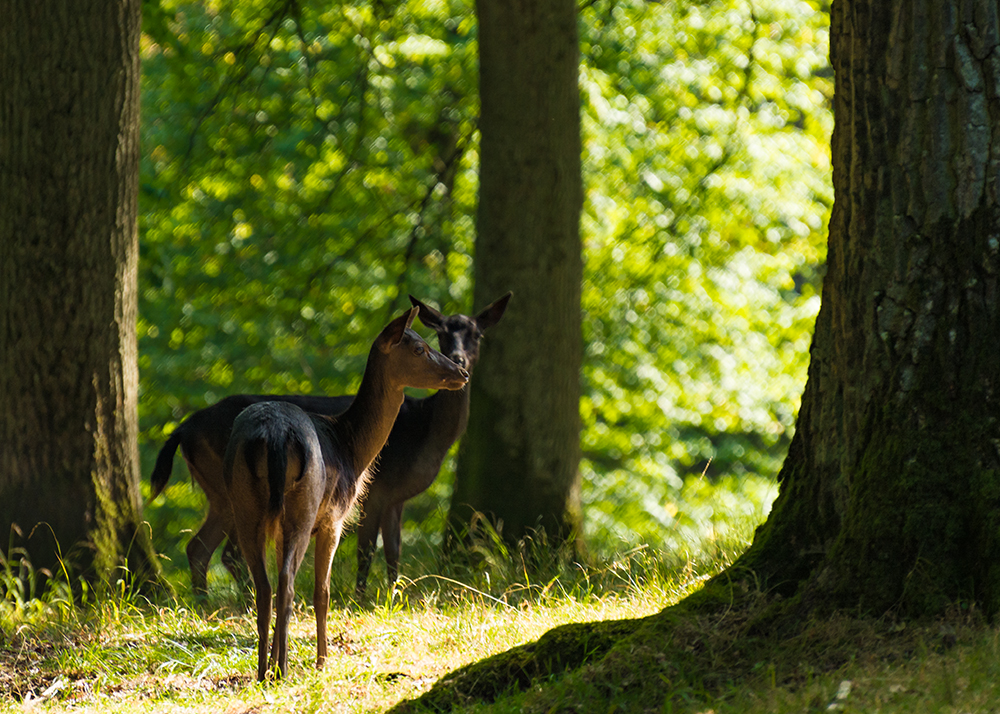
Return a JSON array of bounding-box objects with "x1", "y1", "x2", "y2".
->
[
  {"x1": 377, "y1": 307, "x2": 419, "y2": 353},
  {"x1": 475, "y1": 291, "x2": 512, "y2": 331},
  {"x1": 409, "y1": 294, "x2": 445, "y2": 330}
]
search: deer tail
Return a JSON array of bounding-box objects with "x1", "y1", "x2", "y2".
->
[
  {"x1": 150, "y1": 426, "x2": 184, "y2": 500},
  {"x1": 264, "y1": 434, "x2": 288, "y2": 517},
  {"x1": 234, "y1": 405, "x2": 314, "y2": 519}
]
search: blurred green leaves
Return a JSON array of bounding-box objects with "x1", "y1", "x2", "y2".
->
[
  {"x1": 139, "y1": 0, "x2": 480, "y2": 440},
  {"x1": 576, "y1": 0, "x2": 830, "y2": 549},
  {"x1": 138, "y1": 0, "x2": 830, "y2": 554}
]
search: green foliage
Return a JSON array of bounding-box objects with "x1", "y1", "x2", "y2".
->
[
  {"x1": 0, "y1": 545, "x2": 79, "y2": 641},
  {"x1": 139, "y1": 0, "x2": 480, "y2": 447},
  {"x1": 137, "y1": 0, "x2": 831, "y2": 554},
  {"x1": 577, "y1": 0, "x2": 831, "y2": 549}
]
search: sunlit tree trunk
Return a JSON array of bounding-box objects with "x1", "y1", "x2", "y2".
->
[
  {"x1": 734, "y1": 0, "x2": 1000, "y2": 616},
  {"x1": 449, "y1": 0, "x2": 584, "y2": 548},
  {"x1": 0, "y1": 0, "x2": 160, "y2": 585}
]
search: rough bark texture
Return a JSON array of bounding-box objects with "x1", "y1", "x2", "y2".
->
[
  {"x1": 0, "y1": 0, "x2": 159, "y2": 584},
  {"x1": 734, "y1": 0, "x2": 1000, "y2": 618},
  {"x1": 449, "y1": 0, "x2": 584, "y2": 546},
  {"x1": 392, "y1": 1, "x2": 1000, "y2": 710}
]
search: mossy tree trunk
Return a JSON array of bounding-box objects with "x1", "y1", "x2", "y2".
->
[
  {"x1": 733, "y1": 0, "x2": 1000, "y2": 617},
  {"x1": 0, "y1": 0, "x2": 160, "y2": 586},
  {"x1": 449, "y1": 0, "x2": 584, "y2": 548},
  {"x1": 390, "y1": 1, "x2": 1000, "y2": 710}
]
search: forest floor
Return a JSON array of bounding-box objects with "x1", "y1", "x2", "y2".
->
[{"x1": 2, "y1": 538, "x2": 999, "y2": 713}]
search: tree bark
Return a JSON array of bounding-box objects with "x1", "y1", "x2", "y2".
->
[
  {"x1": 0, "y1": 0, "x2": 159, "y2": 585},
  {"x1": 733, "y1": 0, "x2": 1000, "y2": 617},
  {"x1": 390, "y1": 1, "x2": 1000, "y2": 711},
  {"x1": 449, "y1": 0, "x2": 584, "y2": 548}
]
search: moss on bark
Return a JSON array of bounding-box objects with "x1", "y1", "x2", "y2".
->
[{"x1": 389, "y1": 617, "x2": 644, "y2": 712}]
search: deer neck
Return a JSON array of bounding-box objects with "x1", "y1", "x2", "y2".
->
[
  {"x1": 422, "y1": 383, "x2": 472, "y2": 452},
  {"x1": 337, "y1": 353, "x2": 406, "y2": 476}
]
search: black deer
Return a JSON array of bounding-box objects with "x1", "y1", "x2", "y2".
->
[{"x1": 149, "y1": 293, "x2": 510, "y2": 596}]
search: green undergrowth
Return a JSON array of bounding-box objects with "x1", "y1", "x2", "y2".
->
[
  {"x1": 402, "y1": 602, "x2": 1000, "y2": 714},
  {"x1": 4, "y1": 508, "x2": 1000, "y2": 714},
  {"x1": 0, "y1": 529, "x2": 725, "y2": 713}
]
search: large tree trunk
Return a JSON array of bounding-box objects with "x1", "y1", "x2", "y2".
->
[
  {"x1": 449, "y1": 0, "x2": 584, "y2": 547},
  {"x1": 0, "y1": 0, "x2": 159, "y2": 585},
  {"x1": 733, "y1": 0, "x2": 1000, "y2": 617},
  {"x1": 390, "y1": 1, "x2": 1000, "y2": 710}
]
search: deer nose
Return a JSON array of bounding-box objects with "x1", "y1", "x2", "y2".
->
[{"x1": 449, "y1": 354, "x2": 470, "y2": 370}]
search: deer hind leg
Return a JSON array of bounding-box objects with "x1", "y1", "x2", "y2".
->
[
  {"x1": 314, "y1": 521, "x2": 342, "y2": 668},
  {"x1": 354, "y1": 496, "x2": 383, "y2": 597},
  {"x1": 220, "y1": 535, "x2": 249, "y2": 592},
  {"x1": 381, "y1": 502, "x2": 405, "y2": 589},
  {"x1": 186, "y1": 510, "x2": 227, "y2": 597},
  {"x1": 184, "y1": 450, "x2": 231, "y2": 595},
  {"x1": 235, "y1": 522, "x2": 272, "y2": 682},
  {"x1": 273, "y1": 521, "x2": 312, "y2": 678}
]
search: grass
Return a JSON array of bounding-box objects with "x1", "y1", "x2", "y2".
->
[
  {"x1": 450, "y1": 609, "x2": 1000, "y2": 714},
  {"x1": 0, "y1": 537, "x2": 705, "y2": 713},
  {"x1": 4, "y1": 481, "x2": 1000, "y2": 713}
]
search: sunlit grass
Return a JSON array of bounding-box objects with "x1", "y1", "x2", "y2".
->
[
  {"x1": 0, "y1": 544, "x2": 81, "y2": 642},
  {"x1": 462, "y1": 611, "x2": 1000, "y2": 714},
  {"x1": 5, "y1": 484, "x2": 1000, "y2": 714},
  {"x1": 0, "y1": 537, "x2": 704, "y2": 713}
]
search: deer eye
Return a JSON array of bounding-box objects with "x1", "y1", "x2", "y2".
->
[{"x1": 414, "y1": 344, "x2": 425, "y2": 355}]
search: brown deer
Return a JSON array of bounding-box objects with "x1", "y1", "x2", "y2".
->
[
  {"x1": 224, "y1": 307, "x2": 468, "y2": 680},
  {"x1": 149, "y1": 293, "x2": 510, "y2": 596},
  {"x1": 353, "y1": 292, "x2": 509, "y2": 595}
]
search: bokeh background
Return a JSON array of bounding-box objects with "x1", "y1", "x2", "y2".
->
[{"x1": 138, "y1": 0, "x2": 831, "y2": 585}]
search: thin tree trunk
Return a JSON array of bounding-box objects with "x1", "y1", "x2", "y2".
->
[
  {"x1": 734, "y1": 0, "x2": 1000, "y2": 617},
  {"x1": 0, "y1": 0, "x2": 159, "y2": 585},
  {"x1": 449, "y1": 0, "x2": 584, "y2": 548}
]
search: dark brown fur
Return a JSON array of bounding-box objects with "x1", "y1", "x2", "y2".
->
[
  {"x1": 149, "y1": 294, "x2": 510, "y2": 596},
  {"x1": 354, "y1": 293, "x2": 509, "y2": 594},
  {"x1": 224, "y1": 308, "x2": 468, "y2": 681}
]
